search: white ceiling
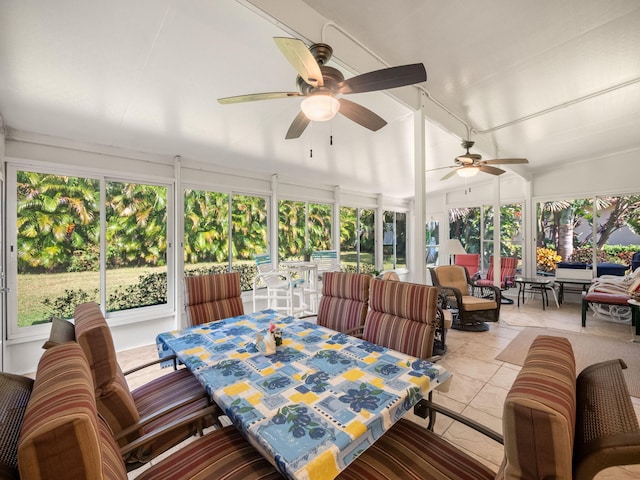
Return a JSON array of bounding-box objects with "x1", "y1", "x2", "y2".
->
[{"x1": 1, "y1": 0, "x2": 639, "y2": 198}]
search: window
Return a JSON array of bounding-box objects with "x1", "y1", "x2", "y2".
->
[
  {"x1": 183, "y1": 188, "x2": 268, "y2": 291},
  {"x1": 12, "y1": 167, "x2": 172, "y2": 331},
  {"x1": 278, "y1": 200, "x2": 332, "y2": 260},
  {"x1": 383, "y1": 211, "x2": 406, "y2": 270},
  {"x1": 339, "y1": 207, "x2": 375, "y2": 274},
  {"x1": 105, "y1": 181, "x2": 169, "y2": 313},
  {"x1": 451, "y1": 204, "x2": 523, "y2": 272},
  {"x1": 426, "y1": 220, "x2": 440, "y2": 266}
]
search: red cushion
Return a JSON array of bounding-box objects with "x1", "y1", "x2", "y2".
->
[{"x1": 583, "y1": 292, "x2": 629, "y2": 305}]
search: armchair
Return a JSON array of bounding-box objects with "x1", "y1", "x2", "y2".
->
[
  {"x1": 73, "y1": 302, "x2": 216, "y2": 470},
  {"x1": 430, "y1": 265, "x2": 501, "y2": 331},
  {"x1": 475, "y1": 256, "x2": 518, "y2": 304},
  {"x1": 184, "y1": 272, "x2": 244, "y2": 326}
]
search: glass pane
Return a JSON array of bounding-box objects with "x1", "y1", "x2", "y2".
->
[
  {"x1": 232, "y1": 194, "x2": 268, "y2": 288},
  {"x1": 184, "y1": 189, "x2": 229, "y2": 272},
  {"x1": 426, "y1": 220, "x2": 439, "y2": 267},
  {"x1": 395, "y1": 212, "x2": 407, "y2": 269},
  {"x1": 17, "y1": 171, "x2": 100, "y2": 326},
  {"x1": 339, "y1": 207, "x2": 357, "y2": 272},
  {"x1": 594, "y1": 194, "x2": 640, "y2": 268},
  {"x1": 449, "y1": 207, "x2": 481, "y2": 253},
  {"x1": 359, "y1": 209, "x2": 375, "y2": 273},
  {"x1": 105, "y1": 182, "x2": 168, "y2": 312},
  {"x1": 278, "y1": 200, "x2": 306, "y2": 260},
  {"x1": 501, "y1": 203, "x2": 523, "y2": 270},
  {"x1": 308, "y1": 203, "x2": 332, "y2": 251},
  {"x1": 536, "y1": 198, "x2": 593, "y2": 273},
  {"x1": 382, "y1": 211, "x2": 395, "y2": 269}
]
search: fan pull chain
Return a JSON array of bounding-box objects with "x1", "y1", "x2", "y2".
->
[
  {"x1": 330, "y1": 135, "x2": 333, "y2": 146},
  {"x1": 310, "y1": 149, "x2": 313, "y2": 158}
]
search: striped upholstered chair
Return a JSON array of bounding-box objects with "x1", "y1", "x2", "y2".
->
[
  {"x1": 338, "y1": 335, "x2": 640, "y2": 479},
  {"x1": 184, "y1": 272, "x2": 244, "y2": 326},
  {"x1": 361, "y1": 278, "x2": 441, "y2": 360},
  {"x1": 315, "y1": 271, "x2": 371, "y2": 334},
  {"x1": 73, "y1": 302, "x2": 216, "y2": 470},
  {"x1": 18, "y1": 342, "x2": 280, "y2": 480}
]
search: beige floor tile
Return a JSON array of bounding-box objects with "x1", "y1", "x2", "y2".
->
[
  {"x1": 436, "y1": 370, "x2": 487, "y2": 405},
  {"x1": 487, "y1": 364, "x2": 519, "y2": 390},
  {"x1": 468, "y1": 383, "x2": 509, "y2": 419}
]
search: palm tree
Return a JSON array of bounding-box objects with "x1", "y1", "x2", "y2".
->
[{"x1": 17, "y1": 171, "x2": 99, "y2": 272}]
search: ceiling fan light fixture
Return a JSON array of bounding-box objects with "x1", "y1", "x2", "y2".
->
[
  {"x1": 301, "y1": 94, "x2": 340, "y2": 121},
  {"x1": 457, "y1": 166, "x2": 480, "y2": 177}
]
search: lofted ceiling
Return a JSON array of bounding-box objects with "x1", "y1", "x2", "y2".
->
[{"x1": 0, "y1": 0, "x2": 639, "y2": 198}]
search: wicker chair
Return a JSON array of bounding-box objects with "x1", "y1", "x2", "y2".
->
[
  {"x1": 429, "y1": 265, "x2": 501, "y2": 331},
  {"x1": 0, "y1": 373, "x2": 33, "y2": 479},
  {"x1": 184, "y1": 272, "x2": 244, "y2": 326},
  {"x1": 73, "y1": 302, "x2": 217, "y2": 470}
]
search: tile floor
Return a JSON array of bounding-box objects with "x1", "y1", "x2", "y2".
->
[{"x1": 121, "y1": 295, "x2": 640, "y2": 479}]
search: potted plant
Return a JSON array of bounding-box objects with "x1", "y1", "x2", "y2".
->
[{"x1": 300, "y1": 246, "x2": 314, "y2": 262}]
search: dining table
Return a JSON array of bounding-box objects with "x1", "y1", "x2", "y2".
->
[{"x1": 156, "y1": 309, "x2": 452, "y2": 480}]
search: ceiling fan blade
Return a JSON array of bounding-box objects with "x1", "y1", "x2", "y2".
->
[
  {"x1": 427, "y1": 165, "x2": 457, "y2": 172},
  {"x1": 337, "y1": 63, "x2": 426, "y2": 94},
  {"x1": 218, "y1": 92, "x2": 302, "y2": 104},
  {"x1": 441, "y1": 168, "x2": 459, "y2": 181},
  {"x1": 338, "y1": 98, "x2": 387, "y2": 131},
  {"x1": 285, "y1": 111, "x2": 311, "y2": 139},
  {"x1": 274, "y1": 37, "x2": 323, "y2": 88},
  {"x1": 479, "y1": 165, "x2": 506, "y2": 176},
  {"x1": 480, "y1": 158, "x2": 529, "y2": 165}
]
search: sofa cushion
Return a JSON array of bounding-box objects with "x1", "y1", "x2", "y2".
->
[
  {"x1": 42, "y1": 316, "x2": 76, "y2": 349},
  {"x1": 502, "y1": 335, "x2": 576, "y2": 480}
]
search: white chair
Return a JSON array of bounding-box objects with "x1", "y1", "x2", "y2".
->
[
  {"x1": 310, "y1": 250, "x2": 341, "y2": 283},
  {"x1": 252, "y1": 253, "x2": 305, "y2": 316}
]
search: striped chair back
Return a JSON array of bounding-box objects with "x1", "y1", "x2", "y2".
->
[
  {"x1": 362, "y1": 279, "x2": 440, "y2": 359},
  {"x1": 184, "y1": 272, "x2": 244, "y2": 326},
  {"x1": 481, "y1": 256, "x2": 518, "y2": 288},
  {"x1": 317, "y1": 272, "x2": 371, "y2": 333},
  {"x1": 18, "y1": 342, "x2": 129, "y2": 480}
]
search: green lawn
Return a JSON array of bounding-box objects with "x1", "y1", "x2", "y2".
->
[{"x1": 17, "y1": 266, "x2": 166, "y2": 327}]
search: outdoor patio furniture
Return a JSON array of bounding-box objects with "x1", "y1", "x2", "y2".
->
[
  {"x1": 253, "y1": 253, "x2": 305, "y2": 316},
  {"x1": 183, "y1": 272, "x2": 244, "y2": 326},
  {"x1": 73, "y1": 302, "x2": 216, "y2": 470},
  {"x1": 312, "y1": 271, "x2": 371, "y2": 334},
  {"x1": 430, "y1": 265, "x2": 501, "y2": 331}
]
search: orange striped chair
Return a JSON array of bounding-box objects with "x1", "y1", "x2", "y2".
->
[
  {"x1": 184, "y1": 272, "x2": 244, "y2": 326},
  {"x1": 362, "y1": 278, "x2": 440, "y2": 360},
  {"x1": 315, "y1": 271, "x2": 371, "y2": 334},
  {"x1": 73, "y1": 302, "x2": 216, "y2": 470}
]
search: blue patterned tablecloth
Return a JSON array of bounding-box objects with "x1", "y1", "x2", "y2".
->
[{"x1": 156, "y1": 309, "x2": 451, "y2": 480}]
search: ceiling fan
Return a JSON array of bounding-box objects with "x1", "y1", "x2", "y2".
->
[
  {"x1": 217, "y1": 37, "x2": 427, "y2": 139},
  {"x1": 430, "y1": 140, "x2": 529, "y2": 180}
]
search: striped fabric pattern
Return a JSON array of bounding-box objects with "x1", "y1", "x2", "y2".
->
[
  {"x1": 73, "y1": 301, "x2": 211, "y2": 460},
  {"x1": 362, "y1": 279, "x2": 439, "y2": 359},
  {"x1": 477, "y1": 256, "x2": 518, "y2": 288},
  {"x1": 336, "y1": 418, "x2": 495, "y2": 480},
  {"x1": 502, "y1": 335, "x2": 576, "y2": 480},
  {"x1": 184, "y1": 272, "x2": 244, "y2": 326},
  {"x1": 136, "y1": 426, "x2": 282, "y2": 480},
  {"x1": 18, "y1": 343, "x2": 127, "y2": 480},
  {"x1": 317, "y1": 272, "x2": 371, "y2": 333},
  {"x1": 74, "y1": 301, "x2": 119, "y2": 395}
]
